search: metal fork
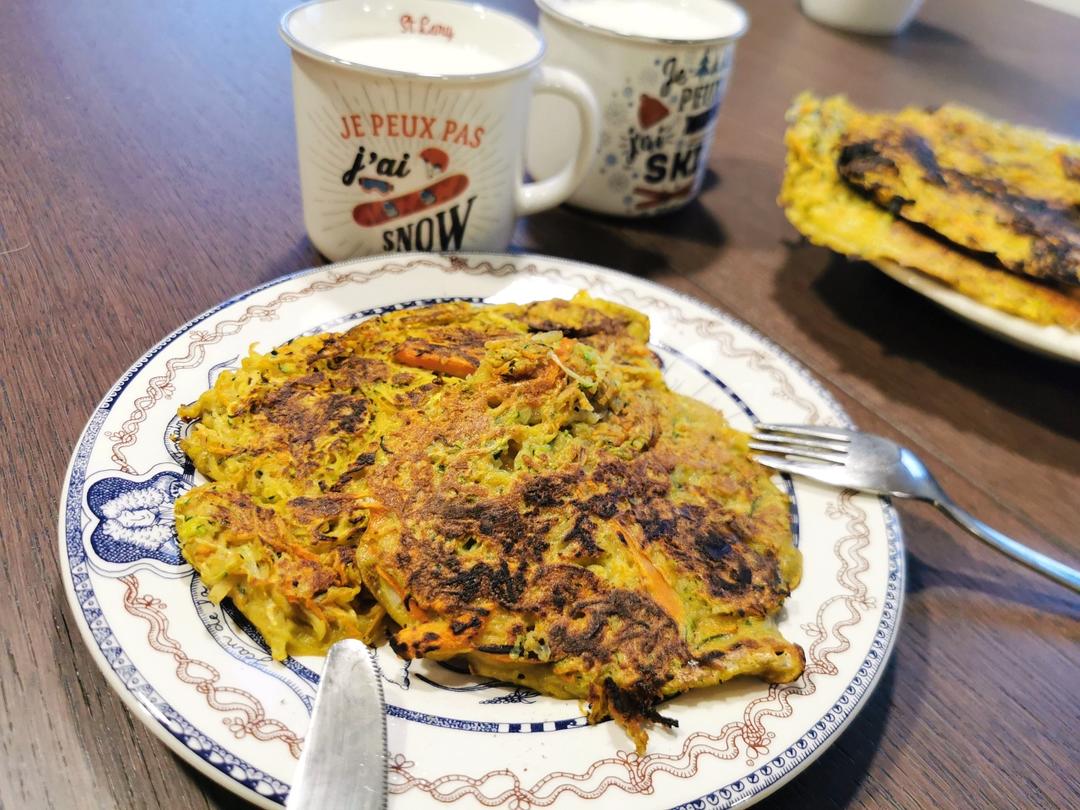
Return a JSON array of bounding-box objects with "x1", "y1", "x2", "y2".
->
[{"x1": 751, "y1": 423, "x2": 1080, "y2": 593}]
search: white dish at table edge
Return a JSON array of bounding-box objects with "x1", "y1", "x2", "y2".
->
[
  {"x1": 872, "y1": 259, "x2": 1080, "y2": 363},
  {"x1": 58, "y1": 252, "x2": 904, "y2": 809}
]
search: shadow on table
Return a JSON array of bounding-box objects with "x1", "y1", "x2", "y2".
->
[
  {"x1": 514, "y1": 170, "x2": 728, "y2": 277},
  {"x1": 815, "y1": 18, "x2": 968, "y2": 52},
  {"x1": 191, "y1": 769, "x2": 254, "y2": 808},
  {"x1": 757, "y1": 525, "x2": 1074, "y2": 809},
  {"x1": 262, "y1": 168, "x2": 728, "y2": 285},
  {"x1": 772, "y1": 242, "x2": 1080, "y2": 467},
  {"x1": 754, "y1": 657, "x2": 899, "y2": 810},
  {"x1": 905, "y1": 541, "x2": 1080, "y2": 623}
]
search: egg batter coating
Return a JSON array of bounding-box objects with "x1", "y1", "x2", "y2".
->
[{"x1": 175, "y1": 294, "x2": 804, "y2": 750}]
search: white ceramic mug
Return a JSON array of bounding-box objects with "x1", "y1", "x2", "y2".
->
[
  {"x1": 527, "y1": 0, "x2": 748, "y2": 217},
  {"x1": 281, "y1": 0, "x2": 600, "y2": 260}
]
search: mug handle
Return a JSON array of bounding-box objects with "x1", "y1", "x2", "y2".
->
[{"x1": 515, "y1": 66, "x2": 600, "y2": 217}]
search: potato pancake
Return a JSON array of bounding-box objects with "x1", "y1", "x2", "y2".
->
[
  {"x1": 780, "y1": 93, "x2": 1080, "y2": 330},
  {"x1": 175, "y1": 294, "x2": 804, "y2": 750},
  {"x1": 836, "y1": 107, "x2": 1080, "y2": 285}
]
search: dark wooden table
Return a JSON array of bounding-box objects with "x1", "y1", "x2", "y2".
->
[{"x1": 2, "y1": 0, "x2": 1077, "y2": 807}]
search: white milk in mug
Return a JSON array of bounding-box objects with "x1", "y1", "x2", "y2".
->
[
  {"x1": 281, "y1": 0, "x2": 600, "y2": 259},
  {"x1": 528, "y1": 0, "x2": 748, "y2": 217}
]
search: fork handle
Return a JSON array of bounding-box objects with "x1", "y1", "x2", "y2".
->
[{"x1": 935, "y1": 500, "x2": 1080, "y2": 593}]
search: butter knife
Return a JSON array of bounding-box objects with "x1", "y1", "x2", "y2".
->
[{"x1": 287, "y1": 639, "x2": 388, "y2": 810}]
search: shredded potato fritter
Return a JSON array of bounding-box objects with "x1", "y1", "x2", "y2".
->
[{"x1": 176, "y1": 294, "x2": 804, "y2": 750}]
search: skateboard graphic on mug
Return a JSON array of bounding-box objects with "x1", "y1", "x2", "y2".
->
[{"x1": 353, "y1": 174, "x2": 470, "y2": 227}]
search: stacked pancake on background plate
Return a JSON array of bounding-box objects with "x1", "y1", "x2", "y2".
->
[{"x1": 780, "y1": 93, "x2": 1080, "y2": 331}]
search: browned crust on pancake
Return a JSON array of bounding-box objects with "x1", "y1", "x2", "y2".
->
[
  {"x1": 779, "y1": 93, "x2": 1080, "y2": 330},
  {"x1": 837, "y1": 128, "x2": 1080, "y2": 285},
  {"x1": 176, "y1": 296, "x2": 803, "y2": 752}
]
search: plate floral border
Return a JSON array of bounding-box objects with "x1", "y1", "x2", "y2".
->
[{"x1": 60, "y1": 254, "x2": 903, "y2": 809}]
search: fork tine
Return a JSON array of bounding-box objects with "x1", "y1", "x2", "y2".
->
[
  {"x1": 748, "y1": 441, "x2": 845, "y2": 465},
  {"x1": 750, "y1": 432, "x2": 849, "y2": 453},
  {"x1": 754, "y1": 423, "x2": 853, "y2": 442},
  {"x1": 753, "y1": 454, "x2": 837, "y2": 476}
]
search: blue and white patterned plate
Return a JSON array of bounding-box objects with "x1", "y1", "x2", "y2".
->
[{"x1": 59, "y1": 253, "x2": 904, "y2": 809}]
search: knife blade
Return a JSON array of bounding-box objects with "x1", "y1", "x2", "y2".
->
[{"x1": 287, "y1": 639, "x2": 387, "y2": 810}]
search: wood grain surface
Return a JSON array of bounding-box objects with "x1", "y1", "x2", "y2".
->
[{"x1": 1, "y1": 0, "x2": 1077, "y2": 807}]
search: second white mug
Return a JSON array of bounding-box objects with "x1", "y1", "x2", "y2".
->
[{"x1": 528, "y1": 0, "x2": 748, "y2": 218}]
